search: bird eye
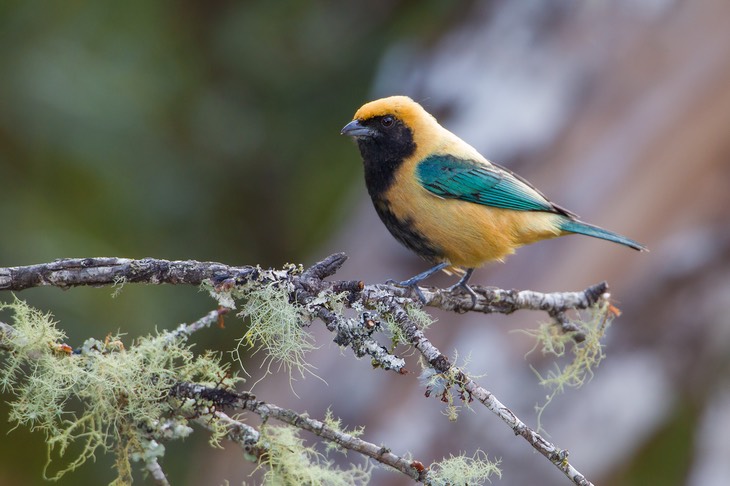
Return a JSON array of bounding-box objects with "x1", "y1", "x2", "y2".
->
[{"x1": 381, "y1": 116, "x2": 394, "y2": 128}]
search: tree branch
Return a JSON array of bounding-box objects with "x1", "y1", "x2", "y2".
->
[
  {"x1": 0, "y1": 254, "x2": 606, "y2": 485},
  {"x1": 0, "y1": 254, "x2": 607, "y2": 319},
  {"x1": 381, "y1": 299, "x2": 594, "y2": 486},
  {"x1": 170, "y1": 383, "x2": 427, "y2": 482},
  {"x1": 0, "y1": 257, "x2": 255, "y2": 291},
  {"x1": 145, "y1": 457, "x2": 171, "y2": 486},
  {"x1": 193, "y1": 411, "x2": 264, "y2": 461}
]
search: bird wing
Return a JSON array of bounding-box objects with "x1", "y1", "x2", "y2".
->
[{"x1": 416, "y1": 155, "x2": 575, "y2": 216}]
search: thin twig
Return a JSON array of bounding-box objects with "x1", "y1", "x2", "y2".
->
[
  {"x1": 193, "y1": 411, "x2": 265, "y2": 461},
  {"x1": 383, "y1": 299, "x2": 594, "y2": 486},
  {"x1": 171, "y1": 384, "x2": 428, "y2": 482},
  {"x1": 145, "y1": 457, "x2": 171, "y2": 486},
  {"x1": 166, "y1": 307, "x2": 228, "y2": 342},
  {"x1": 243, "y1": 397, "x2": 427, "y2": 482}
]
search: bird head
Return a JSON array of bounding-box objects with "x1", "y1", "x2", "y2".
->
[{"x1": 341, "y1": 96, "x2": 441, "y2": 163}]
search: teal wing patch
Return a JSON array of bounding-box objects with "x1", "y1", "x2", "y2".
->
[{"x1": 416, "y1": 155, "x2": 563, "y2": 213}]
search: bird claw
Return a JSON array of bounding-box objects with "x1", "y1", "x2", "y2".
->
[
  {"x1": 398, "y1": 276, "x2": 421, "y2": 287},
  {"x1": 447, "y1": 281, "x2": 478, "y2": 309},
  {"x1": 391, "y1": 278, "x2": 427, "y2": 304},
  {"x1": 384, "y1": 278, "x2": 427, "y2": 303},
  {"x1": 386, "y1": 262, "x2": 450, "y2": 304}
]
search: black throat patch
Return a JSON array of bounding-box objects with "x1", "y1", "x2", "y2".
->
[
  {"x1": 354, "y1": 116, "x2": 443, "y2": 262},
  {"x1": 355, "y1": 117, "x2": 416, "y2": 198}
]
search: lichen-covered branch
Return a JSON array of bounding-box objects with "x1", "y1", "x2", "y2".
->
[
  {"x1": 380, "y1": 299, "x2": 594, "y2": 486},
  {"x1": 0, "y1": 257, "x2": 259, "y2": 291},
  {"x1": 243, "y1": 396, "x2": 426, "y2": 482},
  {"x1": 172, "y1": 383, "x2": 428, "y2": 482},
  {"x1": 0, "y1": 253, "x2": 606, "y2": 485},
  {"x1": 145, "y1": 457, "x2": 171, "y2": 486},
  {"x1": 0, "y1": 255, "x2": 607, "y2": 318},
  {"x1": 193, "y1": 411, "x2": 264, "y2": 461}
]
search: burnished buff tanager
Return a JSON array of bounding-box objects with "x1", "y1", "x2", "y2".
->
[{"x1": 341, "y1": 95, "x2": 646, "y2": 301}]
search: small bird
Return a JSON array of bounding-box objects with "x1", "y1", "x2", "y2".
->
[{"x1": 341, "y1": 96, "x2": 646, "y2": 302}]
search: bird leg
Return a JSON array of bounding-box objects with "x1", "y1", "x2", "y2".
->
[
  {"x1": 394, "y1": 262, "x2": 450, "y2": 303},
  {"x1": 445, "y1": 268, "x2": 478, "y2": 309}
]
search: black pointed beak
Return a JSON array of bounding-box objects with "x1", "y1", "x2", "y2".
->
[{"x1": 341, "y1": 120, "x2": 375, "y2": 138}]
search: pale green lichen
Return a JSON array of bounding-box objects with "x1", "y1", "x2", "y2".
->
[
  {"x1": 0, "y1": 297, "x2": 237, "y2": 483},
  {"x1": 404, "y1": 302, "x2": 435, "y2": 331},
  {"x1": 256, "y1": 424, "x2": 371, "y2": 486},
  {"x1": 518, "y1": 300, "x2": 615, "y2": 430},
  {"x1": 378, "y1": 301, "x2": 435, "y2": 350},
  {"x1": 322, "y1": 407, "x2": 365, "y2": 455},
  {"x1": 206, "y1": 412, "x2": 237, "y2": 450},
  {"x1": 428, "y1": 450, "x2": 501, "y2": 485},
  {"x1": 0, "y1": 298, "x2": 66, "y2": 392},
  {"x1": 111, "y1": 275, "x2": 127, "y2": 299},
  {"x1": 202, "y1": 269, "x2": 325, "y2": 384},
  {"x1": 231, "y1": 281, "x2": 318, "y2": 383},
  {"x1": 304, "y1": 289, "x2": 348, "y2": 317}
]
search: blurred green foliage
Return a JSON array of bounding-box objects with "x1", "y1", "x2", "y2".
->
[
  {"x1": 605, "y1": 401, "x2": 697, "y2": 485},
  {"x1": 0, "y1": 1, "x2": 470, "y2": 484}
]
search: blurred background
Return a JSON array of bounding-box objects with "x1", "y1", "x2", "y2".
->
[{"x1": 1, "y1": 0, "x2": 729, "y2": 484}]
